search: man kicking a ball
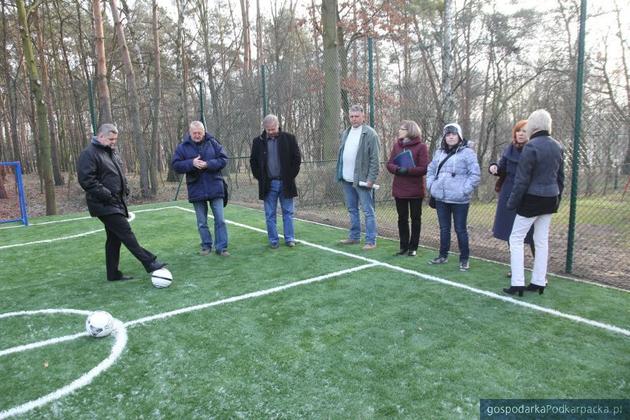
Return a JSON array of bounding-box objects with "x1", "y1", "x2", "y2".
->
[{"x1": 77, "y1": 124, "x2": 167, "y2": 281}]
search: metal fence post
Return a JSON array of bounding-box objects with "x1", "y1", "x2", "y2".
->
[
  {"x1": 566, "y1": 0, "x2": 587, "y2": 274},
  {"x1": 199, "y1": 80, "x2": 206, "y2": 127},
  {"x1": 87, "y1": 79, "x2": 97, "y2": 134},
  {"x1": 261, "y1": 64, "x2": 268, "y2": 117},
  {"x1": 368, "y1": 37, "x2": 374, "y2": 128}
]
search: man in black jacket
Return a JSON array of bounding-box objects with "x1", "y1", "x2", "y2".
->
[
  {"x1": 78, "y1": 124, "x2": 166, "y2": 281},
  {"x1": 249, "y1": 115, "x2": 301, "y2": 248}
]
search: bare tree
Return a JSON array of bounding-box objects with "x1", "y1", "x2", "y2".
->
[
  {"x1": 16, "y1": 0, "x2": 57, "y2": 215},
  {"x1": 109, "y1": 0, "x2": 151, "y2": 197},
  {"x1": 149, "y1": 0, "x2": 161, "y2": 194},
  {"x1": 322, "y1": 0, "x2": 340, "y2": 160},
  {"x1": 92, "y1": 0, "x2": 113, "y2": 125},
  {"x1": 441, "y1": 0, "x2": 455, "y2": 124}
]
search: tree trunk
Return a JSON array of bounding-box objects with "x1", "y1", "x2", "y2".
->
[
  {"x1": 1, "y1": 0, "x2": 21, "y2": 162},
  {"x1": 16, "y1": 0, "x2": 57, "y2": 214},
  {"x1": 35, "y1": 8, "x2": 64, "y2": 185},
  {"x1": 149, "y1": 0, "x2": 161, "y2": 194},
  {"x1": 197, "y1": 0, "x2": 221, "y2": 137},
  {"x1": 441, "y1": 0, "x2": 455, "y2": 124},
  {"x1": 109, "y1": 0, "x2": 151, "y2": 197},
  {"x1": 322, "y1": 0, "x2": 341, "y2": 160},
  {"x1": 92, "y1": 0, "x2": 113, "y2": 126},
  {"x1": 239, "y1": 0, "x2": 252, "y2": 77}
]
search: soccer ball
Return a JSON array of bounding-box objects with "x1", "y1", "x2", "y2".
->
[
  {"x1": 85, "y1": 311, "x2": 114, "y2": 338},
  {"x1": 151, "y1": 268, "x2": 173, "y2": 288}
]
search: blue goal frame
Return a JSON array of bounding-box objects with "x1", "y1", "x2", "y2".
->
[{"x1": 0, "y1": 161, "x2": 28, "y2": 226}]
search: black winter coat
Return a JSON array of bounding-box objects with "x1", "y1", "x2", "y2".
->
[
  {"x1": 250, "y1": 130, "x2": 301, "y2": 200},
  {"x1": 77, "y1": 139, "x2": 129, "y2": 217}
]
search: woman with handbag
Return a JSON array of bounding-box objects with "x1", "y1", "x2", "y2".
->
[
  {"x1": 488, "y1": 120, "x2": 535, "y2": 277},
  {"x1": 426, "y1": 123, "x2": 480, "y2": 271},
  {"x1": 386, "y1": 120, "x2": 429, "y2": 256}
]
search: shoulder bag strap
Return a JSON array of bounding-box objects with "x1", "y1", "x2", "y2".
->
[{"x1": 435, "y1": 151, "x2": 455, "y2": 177}]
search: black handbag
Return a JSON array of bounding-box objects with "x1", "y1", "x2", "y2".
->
[
  {"x1": 428, "y1": 151, "x2": 455, "y2": 209},
  {"x1": 222, "y1": 179, "x2": 229, "y2": 207}
]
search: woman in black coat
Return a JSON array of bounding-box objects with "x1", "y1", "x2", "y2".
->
[{"x1": 488, "y1": 120, "x2": 534, "y2": 277}]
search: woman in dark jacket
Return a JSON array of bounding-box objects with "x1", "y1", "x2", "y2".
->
[
  {"x1": 489, "y1": 120, "x2": 534, "y2": 277},
  {"x1": 504, "y1": 109, "x2": 564, "y2": 296},
  {"x1": 386, "y1": 120, "x2": 429, "y2": 256}
]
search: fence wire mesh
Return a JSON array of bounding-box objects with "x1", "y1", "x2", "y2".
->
[{"x1": 99, "y1": 36, "x2": 628, "y2": 289}]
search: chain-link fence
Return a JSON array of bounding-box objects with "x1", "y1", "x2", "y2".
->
[{"x1": 99, "y1": 35, "x2": 629, "y2": 289}]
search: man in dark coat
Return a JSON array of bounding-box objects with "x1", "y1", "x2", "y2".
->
[
  {"x1": 172, "y1": 121, "x2": 230, "y2": 256},
  {"x1": 249, "y1": 114, "x2": 301, "y2": 248},
  {"x1": 77, "y1": 123, "x2": 166, "y2": 281}
]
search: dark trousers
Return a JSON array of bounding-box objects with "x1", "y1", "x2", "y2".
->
[
  {"x1": 395, "y1": 198, "x2": 422, "y2": 252},
  {"x1": 98, "y1": 214, "x2": 156, "y2": 280},
  {"x1": 435, "y1": 200, "x2": 470, "y2": 261}
]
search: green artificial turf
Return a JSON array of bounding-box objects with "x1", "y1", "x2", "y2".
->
[{"x1": 1, "y1": 202, "x2": 628, "y2": 418}]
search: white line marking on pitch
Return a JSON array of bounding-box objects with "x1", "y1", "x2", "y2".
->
[
  {"x1": 0, "y1": 313, "x2": 128, "y2": 420},
  {"x1": 174, "y1": 206, "x2": 630, "y2": 337},
  {"x1": 6, "y1": 206, "x2": 630, "y2": 337},
  {"x1": 125, "y1": 263, "x2": 378, "y2": 328},
  {"x1": 0, "y1": 264, "x2": 375, "y2": 418},
  {"x1": 0, "y1": 208, "x2": 182, "y2": 250}
]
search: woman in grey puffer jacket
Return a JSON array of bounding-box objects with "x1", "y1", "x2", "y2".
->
[{"x1": 426, "y1": 123, "x2": 481, "y2": 271}]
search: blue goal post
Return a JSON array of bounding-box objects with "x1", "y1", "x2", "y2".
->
[{"x1": 0, "y1": 161, "x2": 28, "y2": 226}]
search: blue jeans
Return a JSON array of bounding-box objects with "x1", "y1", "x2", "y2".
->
[
  {"x1": 435, "y1": 200, "x2": 469, "y2": 261},
  {"x1": 341, "y1": 181, "x2": 377, "y2": 245},
  {"x1": 193, "y1": 198, "x2": 228, "y2": 253},
  {"x1": 264, "y1": 179, "x2": 295, "y2": 245}
]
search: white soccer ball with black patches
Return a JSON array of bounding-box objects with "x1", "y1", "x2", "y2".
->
[
  {"x1": 151, "y1": 268, "x2": 173, "y2": 288},
  {"x1": 85, "y1": 310, "x2": 114, "y2": 338}
]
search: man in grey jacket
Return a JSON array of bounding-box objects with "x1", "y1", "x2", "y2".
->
[
  {"x1": 504, "y1": 109, "x2": 564, "y2": 296},
  {"x1": 335, "y1": 104, "x2": 381, "y2": 250}
]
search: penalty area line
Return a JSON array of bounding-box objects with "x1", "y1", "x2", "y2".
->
[
  {"x1": 173, "y1": 206, "x2": 630, "y2": 338},
  {"x1": 125, "y1": 263, "x2": 378, "y2": 328}
]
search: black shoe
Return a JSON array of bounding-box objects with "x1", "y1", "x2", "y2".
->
[
  {"x1": 407, "y1": 250, "x2": 417, "y2": 256},
  {"x1": 525, "y1": 283, "x2": 545, "y2": 295},
  {"x1": 108, "y1": 275, "x2": 134, "y2": 282},
  {"x1": 394, "y1": 249, "x2": 407, "y2": 256},
  {"x1": 503, "y1": 286, "x2": 524, "y2": 297},
  {"x1": 147, "y1": 260, "x2": 167, "y2": 272}
]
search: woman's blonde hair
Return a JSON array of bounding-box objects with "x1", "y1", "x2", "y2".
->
[{"x1": 400, "y1": 120, "x2": 422, "y2": 139}]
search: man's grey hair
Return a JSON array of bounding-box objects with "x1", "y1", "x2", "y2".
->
[
  {"x1": 349, "y1": 104, "x2": 364, "y2": 114},
  {"x1": 526, "y1": 109, "x2": 552, "y2": 138},
  {"x1": 189, "y1": 120, "x2": 205, "y2": 131},
  {"x1": 97, "y1": 123, "x2": 118, "y2": 137},
  {"x1": 262, "y1": 114, "x2": 279, "y2": 128}
]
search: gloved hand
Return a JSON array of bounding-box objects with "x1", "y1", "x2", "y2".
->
[{"x1": 397, "y1": 167, "x2": 408, "y2": 175}]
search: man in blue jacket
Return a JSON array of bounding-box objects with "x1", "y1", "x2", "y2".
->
[{"x1": 172, "y1": 121, "x2": 230, "y2": 256}]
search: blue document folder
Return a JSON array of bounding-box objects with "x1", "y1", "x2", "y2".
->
[{"x1": 393, "y1": 149, "x2": 415, "y2": 169}]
